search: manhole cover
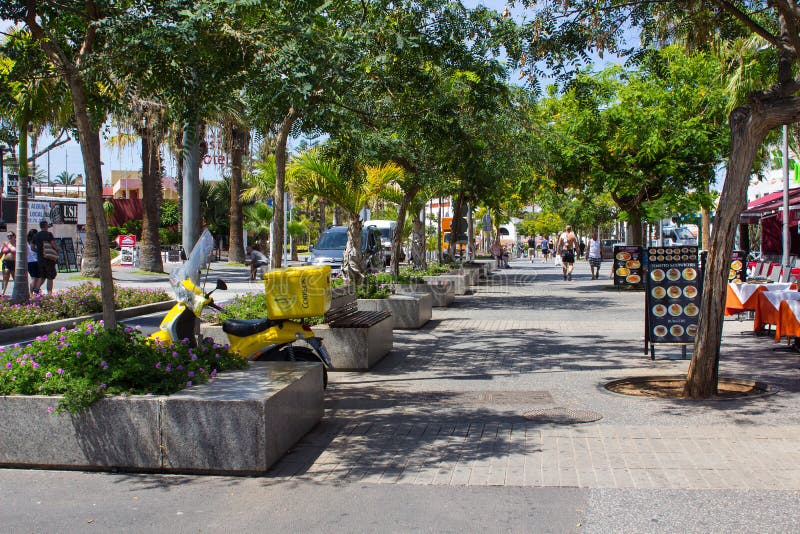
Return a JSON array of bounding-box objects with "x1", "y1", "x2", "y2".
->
[{"x1": 522, "y1": 408, "x2": 603, "y2": 423}]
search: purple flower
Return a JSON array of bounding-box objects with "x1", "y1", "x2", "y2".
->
[
  {"x1": 191, "y1": 354, "x2": 197, "y2": 361},
  {"x1": 155, "y1": 362, "x2": 162, "y2": 369},
  {"x1": 165, "y1": 364, "x2": 172, "y2": 373},
  {"x1": 57, "y1": 368, "x2": 63, "y2": 375},
  {"x1": 60, "y1": 327, "x2": 66, "y2": 332},
  {"x1": 186, "y1": 381, "x2": 192, "y2": 387},
  {"x1": 5, "y1": 362, "x2": 11, "y2": 369},
  {"x1": 124, "y1": 327, "x2": 132, "y2": 333},
  {"x1": 32, "y1": 362, "x2": 39, "y2": 369},
  {"x1": 172, "y1": 351, "x2": 179, "y2": 359},
  {"x1": 45, "y1": 371, "x2": 52, "y2": 378},
  {"x1": 47, "y1": 406, "x2": 54, "y2": 413},
  {"x1": 76, "y1": 352, "x2": 82, "y2": 357},
  {"x1": 214, "y1": 353, "x2": 220, "y2": 359},
  {"x1": 177, "y1": 365, "x2": 184, "y2": 371},
  {"x1": 210, "y1": 369, "x2": 217, "y2": 378},
  {"x1": 187, "y1": 371, "x2": 195, "y2": 378}
]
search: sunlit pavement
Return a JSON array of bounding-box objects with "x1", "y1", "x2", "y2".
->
[{"x1": 2, "y1": 257, "x2": 800, "y2": 532}]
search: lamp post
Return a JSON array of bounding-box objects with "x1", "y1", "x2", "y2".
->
[{"x1": 0, "y1": 144, "x2": 8, "y2": 227}]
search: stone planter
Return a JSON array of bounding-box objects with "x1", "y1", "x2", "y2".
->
[
  {"x1": 310, "y1": 321, "x2": 392, "y2": 370},
  {"x1": 423, "y1": 273, "x2": 468, "y2": 295},
  {"x1": 395, "y1": 282, "x2": 454, "y2": 307},
  {"x1": 358, "y1": 293, "x2": 433, "y2": 329},
  {"x1": 0, "y1": 362, "x2": 323, "y2": 475},
  {"x1": 457, "y1": 264, "x2": 483, "y2": 285}
]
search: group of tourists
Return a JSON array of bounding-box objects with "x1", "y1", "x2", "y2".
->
[
  {"x1": 1, "y1": 220, "x2": 60, "y2": 297},
  {"x1": 552, "y1": 225, "x2": 603, "y2": 281}
]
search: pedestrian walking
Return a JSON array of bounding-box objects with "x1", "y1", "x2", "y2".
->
[
  {"x1": 27, "y1": 229, "x2": 40, "y2": 294},
  {"x1": 578, "y1": 240, "x2": 586, "y2": 260},
  {"x1": 527, "y1": 236, "x2": 536, "y2": 262},
  {"x1": 33, "y1": 220, "x2": 59, "y2": 295},
  {"x1": 588, "y1": 232, "x2": 602, "y2": 280},
  {"x1": 540, "y1": 236, "x2": 550, "y2": 263},
  {"x1": 556, "y1": 225, "x2": 578, "y2": 281},
  {"x1": 1, "y1": 232, "x2": 16, "y2": 296}
]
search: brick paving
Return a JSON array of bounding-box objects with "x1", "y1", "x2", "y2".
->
[{"x1": 268, "y1": 258, "x2": 800, "y2": 489}]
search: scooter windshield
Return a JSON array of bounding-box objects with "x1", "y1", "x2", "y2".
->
[{"x1": 169, "y1": 229, "x2": 215, "y2": 303}]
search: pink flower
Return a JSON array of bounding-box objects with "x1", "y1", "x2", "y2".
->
[
  {"x1": 45, "y1": 371, "x2": 52, "y2": 378},
  {"x1": 47, "y1": 406, "x2": 54, "y2": 413},
  {"x1": 57, "y1": 368, "x2": 64, "y2": 374}
]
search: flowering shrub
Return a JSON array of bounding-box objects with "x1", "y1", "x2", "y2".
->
[
  {"x1": 0, "y1": 283, "x2": 170, "y2": 329},
  {"x1": 207, "y1": 292, "x2": 267, "y2": 323},
  {"x1": 0, "y1": 320, "x2": 246, "y2": 413},
  {"x1": 358, "y1": 274, "x2": 392, "y2": 299}
]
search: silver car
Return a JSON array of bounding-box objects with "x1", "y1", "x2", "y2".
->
[{"x1": 306, "y1": 225, "x2": 385, "y2": 275}]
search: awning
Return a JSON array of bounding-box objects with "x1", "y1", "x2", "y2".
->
[{"x1": 740, "y1": 188, "x2": 800, "y2": 223}]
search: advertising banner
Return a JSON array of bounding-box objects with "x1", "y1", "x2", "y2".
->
[
  {"x1": 613, "y1": 245, "x2": 644, "y2": 286},
  {"x1": 645, "y1": 246, "x2": 702, "y2": 348}
]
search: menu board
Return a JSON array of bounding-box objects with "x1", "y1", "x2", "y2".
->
[
  {"x1": 729, "y1": 250, "x2": 746, "y2": 283},
  {"x1": 54, "y1": 237, "x2": 79, "y2": 272},
  {"x1": 613, "y1": 245, "x2": 644, "y2": 286},
  {"x1": 645, "y1": 246, "x2": 702, "y2": 344}
]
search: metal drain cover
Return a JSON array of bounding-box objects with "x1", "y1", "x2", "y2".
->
[{"x1": 522, "y1": 408, "x2": 603, "y2": 423}]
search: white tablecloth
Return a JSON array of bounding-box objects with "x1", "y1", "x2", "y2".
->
[
  {"x1": 761, "y1": 290, "x2": 800, "y2": 310},
  {"x1": 730, "y1": 282, "x2": 794, "y2": 304}
]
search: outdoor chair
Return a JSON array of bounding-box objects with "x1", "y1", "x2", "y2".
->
[{"x1": 768, "y1": 263, "x2": 783, "y2": 283}]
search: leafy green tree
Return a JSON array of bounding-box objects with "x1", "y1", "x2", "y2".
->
[
  {"x1": 160, "y1": 199, "x2": 180, "y2": 228},
  {"x1": 243, "y1": 202, "x2": 273, "y2": 252},
  {"x1": 515, "y1": 1, "x2": 800, "y2": 397}
]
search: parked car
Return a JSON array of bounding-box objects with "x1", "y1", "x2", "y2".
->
[
  {"x1": 306, "y1": 225, "x2": 385, "y2": 275},
  {"x1": 364, "y1": 219, "x2": 406, "y2": 266}
]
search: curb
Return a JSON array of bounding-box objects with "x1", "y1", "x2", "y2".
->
[{"x1": 0, "y1": 301, "x2": 174, "y2": 344}]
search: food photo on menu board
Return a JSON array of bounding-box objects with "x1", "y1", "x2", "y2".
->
[
  {"x1": 645, "y1": 246, "x2": 702, "y2": 344},
  {"x1": 613, "y1": 245, "x2": 643, "y2": 286},
  {"x1": 728, "y1": 250, "x2": 746, "y2": 283}
]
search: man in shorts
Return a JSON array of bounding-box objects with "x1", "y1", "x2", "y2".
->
[
  {"x1": 556, "y1": 224, "x2": 578, "y2": 281},
  {"x1": 246, "y1": 245, "x2": 269, "y2": 280},
  {"x1": 33, "y1": 220, "x2": 59, "y2": 294},
  {"x1": 527, "y1": 236, "x2": 536, "y2": 263}
]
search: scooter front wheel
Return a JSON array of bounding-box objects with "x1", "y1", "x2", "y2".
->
[{"x1": 255, "y1": 346, "x2": 328, "y2": 389}]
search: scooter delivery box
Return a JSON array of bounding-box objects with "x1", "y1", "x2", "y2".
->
[{"x1": 263, "y1": 265, "x2": 331, "y2": 319}]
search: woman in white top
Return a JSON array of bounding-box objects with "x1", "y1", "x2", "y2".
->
[
  {"x1": 588, "y1": 232, "x2": 602, "y2": 280},
  {"x1": 27, "y1": 229, "x2": 41, "y2": 294}
]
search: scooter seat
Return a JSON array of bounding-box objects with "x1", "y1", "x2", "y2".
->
[{"x1": 222, "y1": 318, "x2": 279, "y2": 337}]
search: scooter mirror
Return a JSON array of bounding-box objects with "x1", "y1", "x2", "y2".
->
[{"x1": 216, "y1": 279, "x2": 228, "y2": 291}]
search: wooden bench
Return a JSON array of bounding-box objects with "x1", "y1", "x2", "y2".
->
[
  {"x1": 310, "y1": 286, "x2": 393, "y2": 370},
  {"x1": 324, "y1": 289, "x2": 392, "y2": 327}
]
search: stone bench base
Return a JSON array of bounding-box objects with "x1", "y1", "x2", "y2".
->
[
  {"x1": 311, "y1": 318, "x2": 393, "y2": 371},
  {"x1": 0, "y1": 362, "x2": 323, "y2": 475},
  {"x1": 358, "y1": 293, "x2": 433, "y2": 329},
  {"x1": 395, "y1": 282, "x2": 454, "y2": 307},
  {"x1": 423, "y1": 274, "x2": 468, "y2": 295}
]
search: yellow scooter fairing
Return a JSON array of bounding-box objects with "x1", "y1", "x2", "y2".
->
[{"x1": 225, "y1": 320, "x2": 314, "y2": 359}]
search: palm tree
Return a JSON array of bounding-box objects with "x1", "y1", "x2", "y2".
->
[
  {"x1": 0, "y1": 29, "x2": 72, "y2": 303},
  {"x1": 54, "y1": 170, "x2": 77, "y2": 185},
  {"x1": 289, "y1": 149, "x2": 394, "y2": 285},
  {"x1": 243, "y1": 202, "x2": 273, "y2": 252}
]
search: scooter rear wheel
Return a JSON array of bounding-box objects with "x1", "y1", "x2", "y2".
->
[{"x1": 256, "y1": 346, "x2": 328, "y2": 389}]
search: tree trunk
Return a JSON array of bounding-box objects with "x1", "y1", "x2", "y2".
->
[
  {"x1": 627, "y1": 211, "x2": 644, "y2": 246},
  {"x1": 333, "y1": 207, "x2": 342, "y2": 226},
  {"x1": 450, "y1": 197, "x2": 465, "y2": 261},
  {"x1": 138, "y1": 118, "x2": 163, "y2": 273},
  {"x1": 685, "y1": 103, "x2": 776, "y2": 398},
  {"x1": 271, "y1": 108, "x2": 299, "y2": 269},
  {"x1": 319, "y1": 199, "x2": 326, "y2": 236},
  {"x1": 72, "y1": 91, "x2": 116, "y2": 328},
  {"x1": 343, "y1": 215, "x2": 364, "y2": 284},
  {"x1": 228, "y1": 126, "x2": 247, "y2": 263},
  {"x1": 11, "y1": 118, "x2": 30, "y2": 303},
  {"x1": 392, "y1": 187, "x2": 419, "y2": 278},
  {"x1": 411, "y1": 209, "x2": 426, "y2": 269},
  {"x1": 739, "y1": 223, "x2": 750, "y2": 258}
]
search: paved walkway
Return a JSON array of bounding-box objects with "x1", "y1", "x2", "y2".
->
[
  {"x1": 3, "y1": 256, "x2": 800, "y2": 531},
  {"x1": 267, "y1": 258, "x2": 800, "y2": 491}
]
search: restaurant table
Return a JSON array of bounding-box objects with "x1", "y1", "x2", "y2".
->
[
  {"x1": 725, "y1": 282, "x2": 795, "y2": 316},
  {"x1": 775, "y1": 299, "x2": 800, "y2": 342},
  {"x1": 753, "y1": 290, "x2": 800, "y2": 332}
]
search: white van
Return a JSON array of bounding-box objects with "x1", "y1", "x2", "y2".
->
[{"x1": 364, "y1": 220, "x2": 406, "y2": 266}]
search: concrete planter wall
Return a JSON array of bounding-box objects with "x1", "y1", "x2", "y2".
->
[
  {"x1": 422, "y1": 273, "x2": 468, "y2": 295},
  {"x1": 311, "y1": 321, "x2": 392, "y2": 370},
  {"x1": 456, "y1": 265, "x2": 481, "y2": 285},
  {"x1": 0, "y1": 362, "x2": 322, "y2": 475},
  {"x1": 395, "y1": 282, "x2": 454, "y2": 307},
  {"x1": 358, "y1": 293, "x2": 432, "y2": 329}
]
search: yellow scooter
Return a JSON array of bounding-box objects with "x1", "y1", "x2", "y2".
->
[{"x1": 150, "y1": 230, "x2": 333, "y2": 386}]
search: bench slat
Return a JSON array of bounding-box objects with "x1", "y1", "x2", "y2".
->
[{"x1": 329, "y1": 310, "x2": 391, "y2": 328}]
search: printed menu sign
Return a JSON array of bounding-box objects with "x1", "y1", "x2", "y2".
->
[
  {"x1": 613, "y1": 245, "x2": 644, "y2": 286},
  {"x1": 645, "y1": 246, "x2": 702, "y2": 344},
  {"x1": 729, "y1": 250, "x2": 746, "y2": 283}
]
